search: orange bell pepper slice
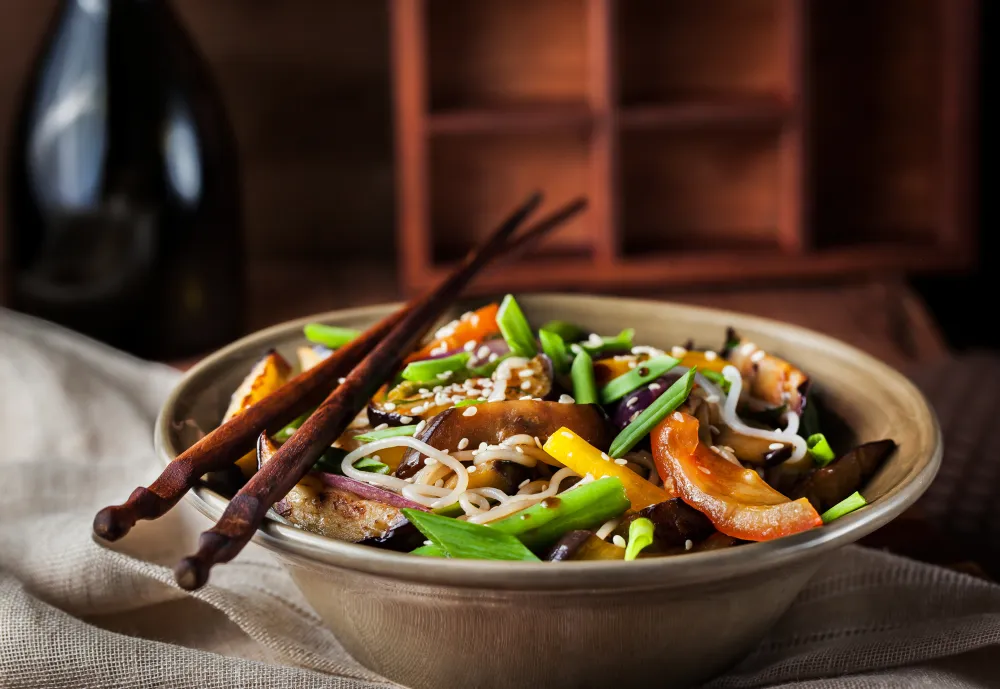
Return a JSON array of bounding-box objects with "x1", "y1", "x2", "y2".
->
[
  {"x1": 405, "y1": 303, "x2": 501, "y2": 363},
  {"x1": 651, "y1": 412, "x2": 821, "y2": 541}
]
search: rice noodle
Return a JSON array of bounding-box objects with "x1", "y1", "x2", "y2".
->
[
  {"x1": 465, "y1": 467, "x2": 579, "y2": 524},
  {"x1": 714, "y1": 366, "x2": 807, "y2": 462}
]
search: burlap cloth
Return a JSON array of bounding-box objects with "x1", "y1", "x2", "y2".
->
[{"x1": 2, "y1": 309, "x2": 999, "y2": 688}]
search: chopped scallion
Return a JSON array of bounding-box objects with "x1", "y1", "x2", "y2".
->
[
  {"x1": 624, "y1": 517, "x2": 655, "y2": 561},
  {"x1": 539, "y1": 320, "x2": 587, "y2": 344},
  {"x1": 539, "y1": 329, "x2": 571, "y2": 373},
  {"x1": 352, "y1": 456, "x2": 390, "y2": 474},
  {"x1": 468, "y1": 353, "x2": 511, "y2": 378},
  {"x1": 807, "y1": 433, "x2": 836, "y2": 466},
  {"x1": 609, "y1": 367, "x2": 697, "y2": 457},
  {"x1": 432, "y1": 502, "x2": 466, "y2": 518},
  {"x1": 402, "y1": 509, "x2": 541, "y2": 561},
  {"x1": 353, "y1": 425, "x2": 418, "y2": 442},
  {"x1": 454, "y1": 399, "x2": 485, "y2": 408},
  {"x1": 570, "y1": 348, "x2": 597, "y2": 404},
  {"x1": 400, "y1": 352, "x2": 471, "y2": 383},
  {"x1": 599, "y1": 355, "x2": 680, "y2": 404},
  {"x1": 303, "y1": 323, "x2": 361, "y2": 349},
  {"x1": 581, "y1": 328, "x2": 635, "y2": 356},
  {"x1": 411, "y1": 544, "x2": 447, "y2": 557},
  {"x1": 273, "y1": 411, "x2": 312, "y2": 442},
  {"x1": 701, "y1": 369, "x2": 732, "y2": 394},
  {"x1": 821, "y1": 491, "x2": 867, "y2": 523},
  {"x1": 496, "y1": 295, "x2": 537, "y2": 357}
]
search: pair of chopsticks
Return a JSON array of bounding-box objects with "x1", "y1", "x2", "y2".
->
[{"x1": 93, "y1": 192, "x2": 587, "y2": 590}]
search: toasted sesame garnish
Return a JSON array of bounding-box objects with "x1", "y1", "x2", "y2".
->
[
  {"x1": 684, "y1": 540, "x2": 693, "y2": 551},
  {"x1": 558, "y1": 394, "x2": 575, "y2": 404},
  {"x1": 337, "y1": 377, "x2": 346, "y2": 385},
  {"x1": 671, "y1": 346, "x2": 688, "y2": 358},
  {"x1": 612, "y1": 535, "x2": 627, "y2": 548},
  {"x1": 560, "y1": 431, "x2": 574, "y2": 439},
  {"x1": 399, "y1": 415, "x2": 413, "y2": 424},
  {"x1": 750, "y1": 349, "x2": 767, "y2": 363},
  {"x1": 463, "y1": 340, "x2": 477, "y2": 351},
  {"x1": 467, "y1": 465, "x2": 477, "y2": 473},
  {"x1": 704, "y1": 350, "x2": 718, "y2": 361},
  {"x1": 601, "y1": 452, "x2": 610, "y2": 461},
  {"x1": 374, "y1": 423, "x2": 389, "y2": 431},
  {"x1": 383, "y1": 402, "x2": 396, "y2": 411},
  {"x1": 462, "y1": 406, "x2": 478, "y2": 417},
  {"x1": 614, "y1": 458, "x2": 628, "y2": 466},
  {"x1": 457, "y1": 437, "x2": 469, "y2": 450},
  {"x1": 520, "y1": 380, "x2": 532, "y2": 390}
]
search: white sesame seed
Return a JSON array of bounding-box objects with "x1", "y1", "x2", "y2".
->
[
  {"x1": 515, "y1": 446, "x2": 524, "y2": 454},
  {"x1": 520, "y1": 395, "x2": 533, "y2": 400},
  {"x1": 671, "y1": 346, "x2": 688, "y2": 358},
  {"x1": 415, "y1": 420, "x2": 426, "y2": 434},
  {"x1": 628, "y1": 361, "x2": 637, "y2": 369},
  {"x1": 383, "y1": 402, "x2": 396, "y2": 411},
  {"x1": 698, "y1": 466, "x2": 712, "y2": 475},
  {"x1": 519, "y1": 479, "x2": 531, "y2": 488},
  {"x1": 704, "y1": 350, "x2": 718, "y2": 361},
  {"x1": 471, "y1": 314, "x2": 480, "y2": 326},
  {"x1": 423, "y1": 540, "x2": 433, "y2": 546},
  {"x1": 671, "y1": 412, "x2": 684, "y2": 422},
  {"x1": 411, "y1": 405, "x2": 425, "y2": 415},
  {"x1": 768, "y1": 442, "x2": 785, "y2": 450},
  {"x1": 437, "y1": 371, "x2": 453, "y2": 380},
  {"x1": 706, "y1": 394, "x2": 720, "y2": 404},
  {"x1": 649, "y1": 383, "x2": 661, "y2": 391},
  {"x1": 466, "y1": 389, "x2": 481, "y2": 397},
  {"x1": 520, "y1": 380, "x2": 532, "y2": 390},
  {"x1": 612, "y1": 535, "x2": 627, "y2": 548},
  {"x1": 479, "y1": 442, "x2": 488, "y2": 451},
  {"x1": 457, "y1": 437, "x2": 469, "y2": 449},
  {"x1": 751, "y1": 349, "x2": 767, "y2": 363},
  {"x1": 518, "y1": 369, "x2": 534, "y2": 378},
  {"x1": 399, "y1": 416, "x2": 413, "y2": 425},
  {"x1": 601, "y1": 452, "x2": 610, "y2": 461},
  {"x1": 462, "y1": 406, "x2": 478, "y2": 417},
  {"x1": 337, "y1": 377, "x2": 346, "y2": 384},
  {"x1": 434, "y1": 479, "x2": 444, "y2": 488},
  {"x1": 477, "y1": 345, "x2": 491, "y2": 359},
  {"x1": 684, "y1": 539, "x2": 693, "y2": 551},
  {"x1": 614, "y1": 458, "x2": 628, "y2": 466},
  {"x1": 374, "y1": 423, "x2": 389, "y2": 431},
  {"x1": 442, "y1": 449, "x2": 450, "y2": 454},
  {"x1": 739, "y1": 341, "x2": 757, "y2": 355},
  {"x1": 371, "y1": 455, "x2": 381, "y2": 461},
  {"x1": 534, "y1": 436, "x2": 543, "y2": 448},
  {"x1": 463, "y1": 340, "x2": 477, "y2": 351},
  {"x1": 560, "y1": 431, "x2": 574, "y2": 439},
  {"x1": 460, "y1": 311, "x2": 473, "y2": 321},
  {"x1": 558, "y1": 394, "x2": 576, "y2": 404},
  {"x1": 626, "y1": 397, "x2": 638, "y2": 408},
  {"x1": 488, "y1": 353, "x2": 499, "y2": 362},
  {"x1": 630, "y1": 411, "x2": 640, "y2": 422},
  {"x1": 425, "y1": 458, "x2": 437, "y2": 465},
  {"x1": 467, "y1": 465, "x2": 477, "y2": 473},
  {"x1": 587, "y1": 333, "x2": 603, "y2": 346},
  {"x1": 433, "y1": 385, "x2": 443, "y2": 393}
]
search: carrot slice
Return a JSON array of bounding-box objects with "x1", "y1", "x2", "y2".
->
[{"x1": 405, "y1": 303, "x2": 501, "y2": 363}]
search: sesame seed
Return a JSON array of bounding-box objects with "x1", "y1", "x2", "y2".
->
[
  {"x1": 434, "y1": 479, "x2": 444, "y2": 488},
  {"x1": 519, "y1": 479, "x2": 531, "y2": 488},
  {"x1": 626, "y1": 397, "x2": 638, "y2": 408},
  {"x1": 463, "y1": 340, "x2": 477, "y2": 351},
  {"x1": 600, "y1": 452, "x2": 610, "y2": 461},
  {"x1": 587, "y1": 333, "x2": 603, "y2": 346},
  {"x1": 560, "y1": 431, "x2": 573, "y2": 439},
  {"x1": 423, "y1": 540, "x2": 433, "y2": 546},
  {"x1": 706, "y1": 395, "x2": 720, "y2": 404},
  {"x1": 558, "y1": 394, "x2": 575, "y2": 404},
  {"x1": 629, "y1": 412, "x2": 640, "y2": 422},
  {"x1": 425, "y1": 458, "x2": 437, "y2": 465},
  {"x1": 466, "y1": 389, "x2": 482, "y2": 397},
  {"x1": 521, "y1": 380, "x2": 532, "y2": 390},
  {"x1": 462, "y1": 406, "x2": 478, "y2": 417},
  {"x1": 383, "y1": 402, "x2": 396, "y2": 411},
  {"x1": 374, "y1": 423, "x2": 388, "y2": 431},
  {"x1": 415, "y1": 420, "x2": 426, "y2": 434},
  {"x1": 739, "y1": 342, "x2": 757, "y2": 355},
  {"x1": 612, "y1": 535, "x2": 627, "y2": 548},
  {"x1": 477, "y1": 345, "x2": 491, "y2": 359},
  {"x1": 520, "y1": 395, "x2": 533, "y2": 400},
  {"x1": 457, "y1": 437, "x2": 469, "y2": 449},
  {"x1": 684, "y1": 540, "x2": 693, "y2": 551},
  {"x1": 479, "y1": 442, "x2": 488, "y2": 451},
  {"x1": 627, "y1": 361, "x2": 637, "y2": 369},
  {"x1": 751, "y1": 349, "x2": 767, "y2": 363},
  {"x1": 418, "y1": 388, "x2": 429, "y2": 395},
  {"x1": 411, "y1": 405, "x2": 425, "y2": 415},
  {"x1": 467, "y1": 465, "x2": 477, "y2": 473},
  {"x1": 371, "y1": 455, "x2": 381, "y2": 461},
  {"x1": 433, "y1": 386, "x2": 443, "y2": 393},
  {"x1": 399, "y1": 416, "x2": 414, "y2": 424},
  {"x1": 437, "y1": 371, "x2": 453, "y2": 380},
  {"x1": 698, "y1": 466, "x2": 712, "y2": 475},
  {"x1": 488, "y1": 353, "x2": 499, "y2": 362},
  {"x1": 471, "y1": 315, "x2": 480, "y2": 326},
  {"x1": 534, "y1": 436, "x2": 542, "y2": 448},
  {"x1": 614, "y1": 458, "x2": 628, "y2": 466},
  {"x1": 337, "y1": 377, "x2": 346, "y2": 384},
  {"x1": 442, "y1": 449, "x2": 450, "y2": 454},
  {"x1": 671, "y1": 346, "x2": 688, "y2": 358},
  {"x1": 768, "y1": 442, "x2": 785, "y2": 450},
  {"x1": 649, "y1": 383, "x2": 661, "y2": 391},
  {"x1": 518, "y1": 369, "x2": 534, "y2": 378},
  {"x1": 671, "y1": 412, "x2": 684, "y2": 421},
  {"x1": 704, "y1": 350, "x2": 718, "y2": 361},
  {"x1": 460, "y1": 311, "x2": 473, "y2": 321},
  {"x1": 515, "y1": 446, "x2": 524, "y2": 454}
]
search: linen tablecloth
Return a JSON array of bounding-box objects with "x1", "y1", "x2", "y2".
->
[{"x1": 2, "y1": 308, "x2": 999, "y2": 688}]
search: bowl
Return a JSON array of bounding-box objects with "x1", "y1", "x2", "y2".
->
[{"x1": 156, "y1": 294, "x2": 941, "y2": 689}]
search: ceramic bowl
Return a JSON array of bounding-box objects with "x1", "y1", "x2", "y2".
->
[{"x1": 156, "y1": 294, "x2": 941, "y2": 689}]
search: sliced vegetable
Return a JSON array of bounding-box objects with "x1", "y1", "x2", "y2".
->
[
  {"x1": 443, "y1": 459, "x2": 530, "y2": 494},
  {"x1": 624, "y1": 517, "x2": 654, "y2": 560},
  {"x1": 406, "y1": 303, "x2": 501, "y2": 363},
  {"x1": 609, "y1": 367, "x2": 697, "y2": 457},
  {"x1": 570, "y1": 348, "x2": 598, "y2": 404},
  {"x1": 567, "y1": 535, "x2": 626, "y2": 560},
  {"x1": 544, "y1": 530, "x2": 592, "y2": 561},
  {"x1": 791, "y1": 439, "x2": 896, "y2": 512},
  {"x1": 539, "y1": 329, "x2": 571, "y2": 374},
  {"x1": 353, "y1": 425, "x2": 419, "y2": 442},
  {"x1": 678, "y1": 351, "x2": 728, "y2": 375},
  {"x1": 224, "y1": 350, "x2": 292, "y2": 478},
  {"x1": 312, "y1": 447, "x2": 349, "y2": 474},
  {"x1": 543, "y1": 428, "x2": 672, "y2": 510},
  {"x1": 397, "y1": 401, "x2": 610, "y2": 478},
  {"x1": 496, "y1": 294, "x2": 538, "y2": 357},
  {"x1": 609, "y1": 371, "x2": 686, "y2": 430},
  {"x1": 599, "y1": 355, "x2": 680, "y2": 404},
  {"x1": 728, "y1": 340, "x2": 810, "y2": 413},
  {"x1": 700, "y1": 369, "x2": 731, "y2": 394},
  {"x1": 316, "y1": 472, "x2": 429, "y2": 512},
  {"x1": 400, "y1": 352, "x2": 472, "y2": 383},
  {"x1": 273, "y1": 411, "x2": 312, "y2": 442},
  {"x1": 303, "y1": 323, "x2": 361, "y2": 349},
  {"x1": 580, "y1": 328, "x2": 634, "y2": 357},
  {"x1": 807, "y1": 433, "x2": 836, "y2": 466},
  {"x1": 651, "y1": 411, "x2": 822, "y2": 541},
  {"x1": 432, "y1": 503, "x2": 466, "y2": 518},
  {"x1": 352, "y1": 456, "x2": 390, "y2": 474},
  {"x1": 821, "y1": 491, "x2": 867, "y2": 523},
  {"x1": 540, "y1": 320, "x2": 587, "y2": 344},
  {"x1": 402, "y1": 509, "x2": 540, "y2": 561},
  {"x1": 453, "y1": 399, "x2": 485, "y2": 408},
  {"x1": 613, "y1": 498, "x2": 714, "y2": 551},
  {"x1": 412, "y1": 544, "x2": 447, "y2": 557},
  {"x1": 490, "y1": 477, "x2": 631, "y2": 550}
]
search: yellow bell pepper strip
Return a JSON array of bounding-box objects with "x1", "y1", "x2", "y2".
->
[{"x1": 543, "y1": 427, "x2": 673, "y2": 510}]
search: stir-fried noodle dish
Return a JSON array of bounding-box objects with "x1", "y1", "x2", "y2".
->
[{"x1": 215, "y1": 296, "x2": 896, "y2": 562}]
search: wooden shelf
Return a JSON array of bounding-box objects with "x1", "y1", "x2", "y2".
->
[
  {"x1": 390, "y1": 0, "x2": 978, "y2": 294},
  {"x1": 428, "y1": 104, "x2": 593, "y2": 135},
  {"x1": 619, "y1": 99, "x2": 790, "y2": 130}
]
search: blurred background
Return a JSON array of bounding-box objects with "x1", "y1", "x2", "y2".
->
[{"x1": 0, "y1": 0, "x2": 985, "y2": 369}]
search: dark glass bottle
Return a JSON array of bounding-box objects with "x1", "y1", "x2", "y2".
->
[{"x1": 5, "y1": 0, "x2": 244, "y2": 359}]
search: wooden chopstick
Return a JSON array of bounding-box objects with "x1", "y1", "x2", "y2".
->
[{"x1": 173, "y1": 191, "x2": 567, "y2": 589}]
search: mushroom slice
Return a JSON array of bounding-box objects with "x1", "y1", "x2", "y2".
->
[{"x1": 791, "y1": 439, "x2": 897, "y2": 512}]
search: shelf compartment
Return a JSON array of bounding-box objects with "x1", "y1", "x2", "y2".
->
[
  {"x1": 810, "y1": 0, "x2": 944, "y2": 249},
  {"x1": 429, "y1": 131, "x2": 594, "y2": 263},
  {"x1": 427, "y1": 0, "x2": 588, "y2": 110},
  {"x1": 618, "y1": 0, "x2": 786, "y2": 106},
  {"x1": 620, "y1": 129, "x2": 782, "y2": 255},
  {"x1": 428, "y1": 104, "x2": 593, "y2": 135},
  {"x1": 620, "y1": 98, "x2": 790, "y2": 131}
]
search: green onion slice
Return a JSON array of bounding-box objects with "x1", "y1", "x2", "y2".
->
[
  {"x1": 402, "y1": 509, "x2": 541, "y2": 561},
  {"x1": 539, "y1": 329, "x2": 571, "y2": 374},
  {"x1": 400, "y1": 352, "x2": 471, "y2": 383},
  {"x1": 273, "y1": 411, "x2": 312, "y2": 442},
  {"x1": 497, "y1": 294, "x2": 537, "y2": 357},
  {"x1": 352, "y1": 456, "x2": 390, "y2": 474},
  {"x1": 453, "y1": 399, "x2": 485, "y2": 408},
  {"x1": 700, "y1": 369, "x2": 732, "y2": 394},
  {"x1": 570, "y1": 348, "x2": 598, "y2": 405},
  {"x1": 539, "y1": 320, "x2": 587, "y2": 344},
  {"x1": 624, "y1": 517, "x2": 655, "y2": 561},
  {"x1": 353, "y1": 425, "x2": 419, "y2": 442},
  {"x1": 821, "y1": 491, "x2": 867, "y2": 523},
  {"x1": 599, "y1": 355, "x2": 680, "y2": 404},
  {"x1": 609, "y1": 367, "x2": 697, "y2": 458},
  {"x1": 580, "y1": 328, "x2": 635, "y2": 356},
  {"x1": 411, "y1": 544, "x2": 447, "y2": 557},
  {"x1": 807, "y1": 433, "x2": 836, "y2": 466},
  {"x1": 303, "y1": 323, "x2": 361, "y2": 349}
]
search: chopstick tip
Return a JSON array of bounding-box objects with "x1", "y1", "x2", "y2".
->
[
  {"x1": 174, "y1": 556, "x2": 209, "y2": 591},
  {"x1": 93, "y1": 505, "x2": 131, "y2": 542}
]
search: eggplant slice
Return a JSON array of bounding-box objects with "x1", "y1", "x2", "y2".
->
[
  {"x1": 395, "y1": 400, "x2": 610, "y2": 479},
  {"x1": 791, "y1": 439, "x2": 897, "y2": 512},
  {"x1": 613, "y1": 499, "x2": 715, "y2": 552}
]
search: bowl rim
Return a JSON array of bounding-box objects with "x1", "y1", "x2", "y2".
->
[{"x1": 157, "y1": 293, "x2": 942, "y2": 591}]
